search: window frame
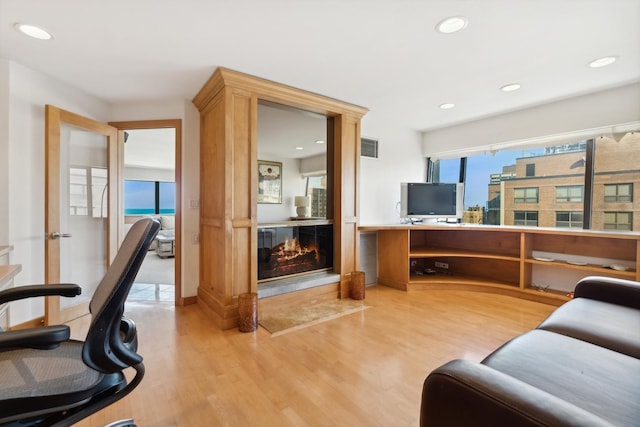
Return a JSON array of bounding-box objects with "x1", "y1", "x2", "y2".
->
[
  {"x1": 514, "y1": 210, "x2": 539, "y2": 226},
  {"x1": 124, "y1": 179, "x2": 176, "y2": 215},
  {"x1": 604, "y1": 183, "x2": 633, "y2": 203},
  {"x1": 556, "y1": 185, "x2": 584, "y2": 203},
  {"x1": 514, "y1": 187, "x2": 539, "y2": 203}
]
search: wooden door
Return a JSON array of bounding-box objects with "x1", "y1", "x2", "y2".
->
[{"x1": 44, "y1": 105, "x2": 119, "y2": 324}]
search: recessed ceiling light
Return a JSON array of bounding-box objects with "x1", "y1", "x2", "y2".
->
[
  {"x1": 439, "y1": 103, "x2": 455, "y2": 110},
  {"x1": 436, "y1": 17, "x2": 468, "y2": 34},
  {"x1": 295, "y1": 146, "x2": 304, "y2": 150},
  {"x1": 501, "y1": 83, "x2": 521, "y2": 92},
  {"x1": 315, "y1": 140, "x2": 325, "y2": 144},
  {"x1": 589, "y1": 56, "x2": 617, "y2": 68},
  {"x1": 15, "y1": 23, "x2": 53, "y2": 40}
]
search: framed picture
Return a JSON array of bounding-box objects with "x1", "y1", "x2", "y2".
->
[{"x1": 257, "y1": 160, "x2": 282, "y2": 204}]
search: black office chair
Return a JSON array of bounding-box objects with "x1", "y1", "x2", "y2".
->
[{"x1": 0, "y1": 218, "x2": 160, "y2": 427}]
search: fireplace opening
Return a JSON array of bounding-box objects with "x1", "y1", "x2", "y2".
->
[{"x1": 258, "y1": 224, "x2": 333, "y2": 281}]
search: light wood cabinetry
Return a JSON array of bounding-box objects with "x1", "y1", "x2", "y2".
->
[
  {"x1": 193, "y1": 68, "x2": 367, "y2": 329},
  {"x1": 361, "y1": 224, "x2": 640, "y2": 305}
]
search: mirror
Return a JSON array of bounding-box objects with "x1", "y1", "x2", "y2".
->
[{"x1": 257, "y1": 101, "x2": 329, "y2": 223}]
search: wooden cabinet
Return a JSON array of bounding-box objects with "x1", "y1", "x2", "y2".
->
[
  {"x1": 193, "y1": 68, "x2": 367, "y2": 329},
  {"x1": 362, "y1": 225, "x2": 640, "y2": 305}
]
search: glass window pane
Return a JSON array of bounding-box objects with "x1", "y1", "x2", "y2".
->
[
  {"x1": 593, "y1": 135, "x2": 639, "y2": 231},
  {"x1": 433, "y1": 158, "x2": 460, "y2": 183},
  {"x1": 159, "y1": 182, "x2": 176, "y2": 214},
  {"x1": 124, "y1": 180, "x2": 155, "y2": 215},
  {"x1": 306, "y1": 175, "x2": 327, "y2": 217}
]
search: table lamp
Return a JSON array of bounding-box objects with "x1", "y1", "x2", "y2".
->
[{"x1": 294, "y1": 195, "x2": 311, "y2": 218}]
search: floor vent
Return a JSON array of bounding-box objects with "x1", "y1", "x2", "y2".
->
[{"x1": 361, "y1": 137, "x2": 379, "y2": 159}]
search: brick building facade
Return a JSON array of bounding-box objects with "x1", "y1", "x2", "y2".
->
[{"x1": 486, "y1": 137, "x2": 640, "y2": 230}]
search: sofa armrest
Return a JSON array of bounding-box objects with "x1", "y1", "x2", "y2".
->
[
  {"x1": 421, "y1": 359, "x2": 613, "y2": 427},
  {"x1": 575, "y1": 276, "x2": 640, "y2": 309}
]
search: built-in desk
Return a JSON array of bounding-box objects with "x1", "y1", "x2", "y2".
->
[{"x1": 359, "y1": 224, "x2": 640, "y2": 305}]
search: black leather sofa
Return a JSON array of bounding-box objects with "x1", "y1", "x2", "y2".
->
[{"x1": 420, "y1": 276, "x2": 640, "y2": 427}]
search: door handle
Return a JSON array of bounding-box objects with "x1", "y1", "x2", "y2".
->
[{"x1": 51, "y1": 232, "x2": 73, "y2": 239}]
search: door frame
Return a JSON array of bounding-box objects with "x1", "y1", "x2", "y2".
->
[
  {"x1": 109, "y1": 119, "x2": 183, "y2": 305},
  {"x1": 44, "y1": 105, "x2": 119, "y2": 325}
]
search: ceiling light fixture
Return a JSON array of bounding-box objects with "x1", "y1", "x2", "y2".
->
[
  {"x1": 315, "y1": 140, "x2": 325, "y2": 144},
  {"x1": 436, "y1": 16, "x2": 468, "y2": 34},
  {"x1": 295, "y1": 146, "x2": 304, "y2": 150},
  {"x1": 588, "y1": 56, "x2": 617, "y2": 68},
  {"x1": 15, "y1": 23, "x2": 53, "y2": 40},
  {"x1": 439, "y1": 103, "x2": 455, "y2": 110},
  {"x1": 501, "y1": 83, "x2": 521, "y2": 92}
]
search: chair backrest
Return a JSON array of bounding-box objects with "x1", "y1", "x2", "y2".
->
[{"x1": 82, "y1": 218, "x2": 160, "y2": 373}]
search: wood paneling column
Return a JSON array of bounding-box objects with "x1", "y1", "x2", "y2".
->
[{"x1": 193, "y1": 68, "x2": 367, "y2": 329}]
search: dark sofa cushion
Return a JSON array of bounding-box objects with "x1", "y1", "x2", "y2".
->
[
  {"x1": 421, "y1": 359, "x2": 614, "y2": 427},
  {"x1": 482, "y1": 330, "x2": 640, "y2": 427},
  {"x1": 537, "y1": 297, "x2": 640, "y2": 358}
]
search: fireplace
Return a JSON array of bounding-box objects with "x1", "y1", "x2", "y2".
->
[{"x1": 258, "y1": 223, "x2": 333, "y2": 281}]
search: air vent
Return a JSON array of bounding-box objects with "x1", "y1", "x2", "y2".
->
[{"x1": 361, "y1": 137, "x2": 379, "y2": 159}]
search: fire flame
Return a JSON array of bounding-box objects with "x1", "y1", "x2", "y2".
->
[{"x1": 275, "y1": 237, "x2": 318, "y2": 262}]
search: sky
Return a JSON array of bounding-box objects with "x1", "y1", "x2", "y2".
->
[{"x1": 438, "y1": 149, "x2": 544, "y2": 208}]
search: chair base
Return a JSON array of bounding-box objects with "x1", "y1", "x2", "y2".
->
[{"x1": 105, "y1": 419, "x2": 137, "y2": 427}]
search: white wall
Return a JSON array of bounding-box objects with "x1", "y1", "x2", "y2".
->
[
  {"x1": 423, "y1": 82, "x2": 640, "y2": 158},
  {"x1": 3, "y1": 60, "x2": 111, "y2": 325},
  {"x1": 359, "y1": 116, "x2": 425, "y2": 225}
]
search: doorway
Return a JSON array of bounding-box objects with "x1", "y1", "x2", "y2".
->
[{"x1": 110, "y1": 119, "x2": 182, "y2": 305}]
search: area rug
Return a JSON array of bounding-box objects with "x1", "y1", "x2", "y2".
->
[
  {"x1": 135, "y1": 251, "x2": 174, "y2": 285},
  {"x1": 259, "y1": 299, "x2": 369, "y2": 336}
]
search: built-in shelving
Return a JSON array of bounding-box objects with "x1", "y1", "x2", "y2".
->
[{"x1": 359, "y1": 224, "x2": 640, "y2": 305}]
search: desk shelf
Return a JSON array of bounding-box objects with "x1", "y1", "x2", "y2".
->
[{"x1": 364, "y1": 224, "x2": 640, "y2": 306}]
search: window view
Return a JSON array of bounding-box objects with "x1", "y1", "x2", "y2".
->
[
  {"x1": 124, "y1": 180, "x2": 176, "y2": 215},
  {"x1": 430, "y1": 133, "x2": 640, "y2": 231},
  {"x1": 306, "y1": 175, "x2": 327, "y2": 217}
]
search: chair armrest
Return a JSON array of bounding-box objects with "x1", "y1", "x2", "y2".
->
[
  {"x1": 0, "y1": 325, "x2": 71, "y2": 351},
  {"x1": 0, "y1": 283, "x2": 81, "y2": 304},
  {"x1": 421, "y1": 359, "x2": 612, "y2": 427},
  {"x1": 575, "y1": 276, "x2": 640, "y2": 309}
]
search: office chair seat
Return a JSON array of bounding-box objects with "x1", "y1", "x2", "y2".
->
[
  {"x1": 0, "y1": 218, "x2": 159, "y2": 426},
  {"x1": 0, "y1": 341, "x2": 117, "y2": 422}
]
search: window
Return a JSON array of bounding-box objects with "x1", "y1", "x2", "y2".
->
[
  {"x1": 124, "y1": 180, "x2": 175, "y2": 215},
  {"x1": 604, "y1": 183, "x2": 633, "y2": 202},
  {"x1": 305, "y1": 175, "x2": 327, "y2": 217},
  {"x1": 556, "y1": 185, "x2": 583, "y2": 202},
  {"x1": 525, "y1": 163, "x2": 535, "y2": 177},
  {"x1": 556, "y1": 211, "x2": 583, "y2": 228},
  {"x1": 514, "y1": 211, "x2": 538, "y2": 226},
  {"x1": 604, "y1": 212, "x2": 632, "y2": 230},
  {"x1": 429, "y1": 134, "x2": 639, "y2": 230},
  {"x1": 514, "y1": 187, "x2": 538, "y2": 203}
]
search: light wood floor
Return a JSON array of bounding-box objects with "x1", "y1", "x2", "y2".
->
[{"x1": 73, "y1": 286, "x2": 556, "y2": 427}]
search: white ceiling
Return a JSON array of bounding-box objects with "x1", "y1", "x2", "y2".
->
[
  {"x1": 1, "y1": 0, "x2": 638, "y2": 135},
  {"x1": 124, "y1": 128, "x2": 176, "y2": 170}
]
